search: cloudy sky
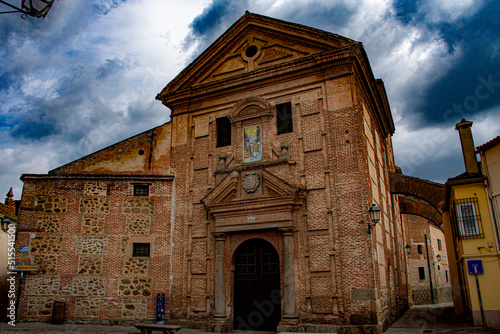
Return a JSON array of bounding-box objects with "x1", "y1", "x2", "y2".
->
[{"x1": 1, "y1": 0, "x2": 499, "y2": 200}]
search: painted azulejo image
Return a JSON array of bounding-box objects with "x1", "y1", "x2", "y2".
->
[{"x1": 243, "y1": 125, "x2": 262, "y2": 163}]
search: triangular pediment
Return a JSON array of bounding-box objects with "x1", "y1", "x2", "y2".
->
[
  {"x1": 203, "y1": 171, "x2": 240, "y2": 205},
  {"x1": 157, "y1": 12, "x2": 357, "y2": 101},
  {"x1": 202, "y1": 169, "x2": 304, "y2": 207}
]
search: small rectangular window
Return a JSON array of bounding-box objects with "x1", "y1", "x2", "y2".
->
[
  {"x1": 216, "y1": 117, "x2": 231, "y2": 147},
  {"x1": 417, "y1": 245, "x2": 423, "y2": 254},
  {"x1": 438, "y1": 239, "x2": 442, "y2": 251},
  {"x1": 276, "y1": 102, "x2": 293, "y2": 134},
  {"x1": 418, "y1": 267, "x2": 426, "y2": 280},
  {"x1": 445, "y1": 270, "x2": 449, "y2": 283},
  {"x1": 133, "y1": 243, "x2": 150, "y2": 257},
  {"x1": 134, "y1": 184, "x2": 149, "y2": 196}
]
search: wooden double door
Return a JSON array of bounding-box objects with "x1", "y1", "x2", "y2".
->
[{"x1": 234, "y1": 239, "x2": 282, "y2": 332}]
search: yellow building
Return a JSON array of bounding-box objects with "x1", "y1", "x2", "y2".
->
[{"x1": 443, "y1": 119, "x2": 500, "y2": 328}]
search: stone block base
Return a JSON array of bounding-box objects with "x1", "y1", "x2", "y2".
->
[{"x1": 208, "y1": 318, "x2": 233, "y2": 333}]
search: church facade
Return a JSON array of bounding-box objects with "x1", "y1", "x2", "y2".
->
[{"x1": 16, "y1": 13, "x2": 409, "y2": 333}]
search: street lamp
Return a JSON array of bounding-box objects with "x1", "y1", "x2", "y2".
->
[
  {"x1": 1, "y1": 217, "x2": 12, "y2": 232},
  {"x1": 367, "y1": 204, "x2": 381, "y2": 234},
  {"x1": 405, "y1": 244, "x2": 411, "y2": 255},
  {"x1": 437, "y1": 254, "x2": 442, "y2": 262},
  {"x1": 0, "y1": 0, "x2": 56, "y2": 19}
]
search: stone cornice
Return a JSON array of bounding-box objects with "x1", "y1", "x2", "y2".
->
[
  {"x1": 161, "y1": 46, "x2": 357, "y2": 111},
  {"x1": 21, "y1": 174, "x2": 174, "y2": 182}
]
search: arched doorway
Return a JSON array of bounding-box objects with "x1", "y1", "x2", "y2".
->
[{"x1": 233, "y1": 238, "x2": 282, "y2": 331}]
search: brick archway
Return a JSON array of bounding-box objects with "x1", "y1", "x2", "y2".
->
[
  {"x1": 398, "y1": 196, "x2": 443, "y2": 227},
  {"x1": 389, "y1": 172, "x2": 445, "y2": 228}
]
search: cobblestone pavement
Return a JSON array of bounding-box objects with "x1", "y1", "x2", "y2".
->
[{"x1": 384, "y1": 302, "x2": 500, "y2": 334}]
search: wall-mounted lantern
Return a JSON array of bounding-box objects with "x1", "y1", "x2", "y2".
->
[{"x1": 367, "y1": 204, "x2": 381, "y2": 234}]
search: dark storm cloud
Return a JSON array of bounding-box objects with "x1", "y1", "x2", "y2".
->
[
  {"x1": 5, "y1": 53, "x2": 133, "y2": 142},
  {"x1": 0, "y1": 1, "x2": 142, "y2": 146},
  {"x1": 190, "y1": 0, "x2": 243, "y2": 36},
  {"x1": 271, "y1": 2, "x2": 356, "y2": 32},
  {"x1": 184, "y1": 0, "x2": 249, "y2": 55},
  {"x1": 390, "y1": 0, "x2": 500, "y2": 128},
  {"x1": 186, "y1": 0, "x2": 357, "y2": 56},
  {"x1": 393, "y1": 0, "x2": 420, "y2": 25}
]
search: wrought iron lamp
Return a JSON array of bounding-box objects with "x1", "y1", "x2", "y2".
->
[
  {"x1": 405, "y1": 244, "x2": 411, "y2": 255},
  {"x1": 437, "y1": 254, "x2": 442, "y2": 262},
  {"x1": 0, "y1": 0, "x2": 56, "y2": 19},
  {"x1": 367, "y1": 204, "x2": 381, "y2": 234},
  {"x1": 1, "y1": 217, "x2": 11, "y2": 233}
]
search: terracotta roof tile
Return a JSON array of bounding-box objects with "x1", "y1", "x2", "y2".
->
[{"x1": 476, "y1": 135, "x2": 500, "y2": 153}]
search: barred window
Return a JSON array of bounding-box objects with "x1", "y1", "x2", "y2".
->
[
  {"x1": 132, "y1": 243, "x2": 150, "y2": 257},
  {"x1": 454, "y1": 198, "x2": 483, "y2": 239},
  {"x1": 133, "y1": 184, "x2": 149, "y2": 196},
  {"x1": 276, "y1": 102, "x2": 293, "y2": 134}
]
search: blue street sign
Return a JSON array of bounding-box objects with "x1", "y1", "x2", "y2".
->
[
  {"x1": 467, "y1": 259, "x2": 484, "y2": 275},
  {"x1": 19, "y1": 246, "x2": 29, "y2": 253}
]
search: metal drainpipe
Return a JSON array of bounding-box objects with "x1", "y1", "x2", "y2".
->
[{"x1": 424, "y1": 232, "x2": 435, "y2": 304}]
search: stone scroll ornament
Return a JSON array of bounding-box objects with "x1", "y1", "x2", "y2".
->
[{"x1": 241, "y1": 171, "x2": 260, "y2": 193}]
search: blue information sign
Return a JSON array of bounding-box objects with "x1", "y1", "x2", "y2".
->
[
  {"x1": 19, "y1": 246, "x2": 29, "y2": 253},
  {"x1": 467, "y1": 259, "x2": 484, "y2": 275}
]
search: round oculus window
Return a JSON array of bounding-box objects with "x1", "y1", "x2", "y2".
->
[{"x1": 245, "y1": 45, "x2": 258, "y2": 58}]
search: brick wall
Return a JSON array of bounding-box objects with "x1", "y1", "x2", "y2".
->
[{"x1": 17, "y1": 176, "x2": 173, "y2": 323}]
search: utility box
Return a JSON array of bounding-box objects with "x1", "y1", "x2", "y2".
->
[{"x1": 52, "y1": 302, "x2": 65, "y2": 325}]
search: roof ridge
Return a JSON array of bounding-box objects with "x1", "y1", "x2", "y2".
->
[{"x1": 476, "y1": 135, "x2": 500, "y2": 153}]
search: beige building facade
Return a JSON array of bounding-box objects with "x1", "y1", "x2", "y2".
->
[{"x1": 405, "y1": 213, "x2": 451, "y2": 305}]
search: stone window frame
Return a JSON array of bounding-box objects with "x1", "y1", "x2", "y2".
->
[
  {"x1": 132, "y1": 243, "x2": 150, "y2": 257},
  {"x1": 228, "y1": 96, "x2": 274, "y2": 164},
  {"x1": 126, "y1": 237, "x2": 155, "y2": 259}
]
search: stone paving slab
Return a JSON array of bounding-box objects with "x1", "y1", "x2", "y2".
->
[{"x1": 384, "y1": 302, "x2": 499, "y2": 334}]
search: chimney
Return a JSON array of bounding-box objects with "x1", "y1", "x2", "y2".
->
[
  {"x1": 455, "y1": 119, "x2": 479, "y2": 174},
  {"x1": 5, "y1": 187, "x2": 14, "y2": 206}
]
